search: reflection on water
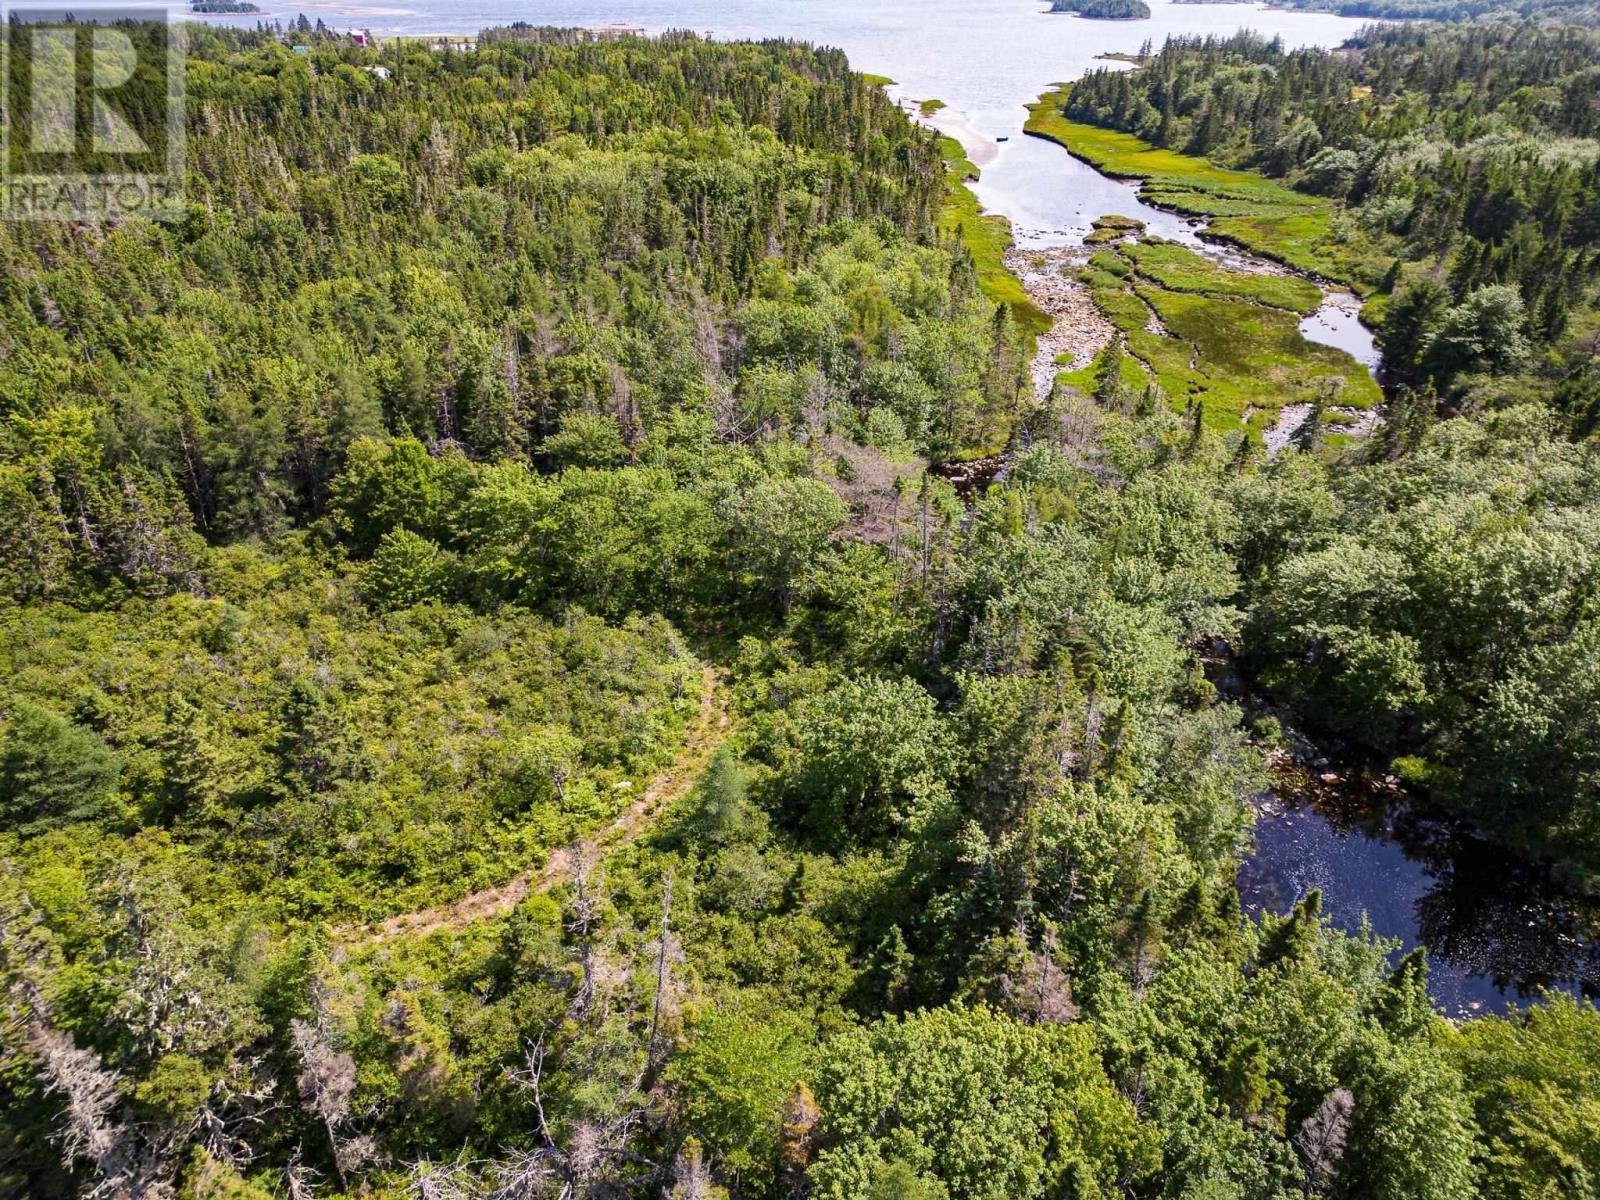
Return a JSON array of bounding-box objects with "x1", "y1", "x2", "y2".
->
[
  {"x1": 1240, "y1": 762, "x2": 1600, "y2": 1017},
  {"x1": 1300, "y1": 292, "x2": 1381, "y2": 375},
  {"x1": 964, "y1": 124, "x2": 1207, "y2": 249}
]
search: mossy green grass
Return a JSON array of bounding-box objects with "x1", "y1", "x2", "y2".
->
[
  {"x1": 1085, "y1": 215, "x2": 1145, "y2": 246},
  {"x1": 1139, "y1": 285, "x2": 1380, "y2": 428},
  {"x1": 1054, "y1": 348, "x2": 1150, "y2": 397},
  {"x1": 1122, "y1": 242, "x2": 1323, "y2": 314},
  {"x1": 1088, "y1": 284, "x2": 1151, "y2": 334},
  {"x1": 1061, "y1": 239, "x2": 1381, "y2": 435},
  {"x1": 1087, "y1": 249, "x2": 1133, "y2": 279}
]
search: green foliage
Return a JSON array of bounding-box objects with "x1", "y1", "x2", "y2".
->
[
  {"x1": 666, "y1": 1007, "x2": 812, "y2": 1189},
  {"x1": 361, "y1": 529, "x2": 461, "y2": 610},
  {"x1": 1051, "y1": 0, "x2": 1152, "y2": 17},
  {"x1": 1343, "y1": 1030, "x2": 1480, "y2": 1200},
  {"x1": 809, "y1": 1006, "x2": 1151, "y2": 1200},
  {"x1": 1, "y1": 19, "x2": 1596, "y2": 1200},
  {"x1": 0, "y1": 700, "x2": 121, "y2": 835},
  {"x1": 0, "y1": 552, "x2": 701, "y2": 919},
  {"x1": 541, "y1": 413, "x2": 630, "y2": 470},
  {"x1": 1425, "y1": 285, "x2": 1532, "y2": 378},
  {"x1": 728, "y1": 479, "x2": 849, "y2": 615},
  {"x1": 177, "y1": 1150, "x2": 276, "y2": 1200},
  {"x1": 332, "y1": 437, "x2": 466, "y2": 555},
  {"x1": 780, "y1": 676, "x2": 954, "y2": 843},
  {"x1": 0, "y1": 28, "x2": 1013, "y2": 608},
  {"x1": 1449, "y1": 996, "x2": 1600, "y2": 1200}
]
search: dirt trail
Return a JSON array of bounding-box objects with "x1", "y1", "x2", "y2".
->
[{"x1": 345, "y1": 665, "x2": 730, "y2": 945}]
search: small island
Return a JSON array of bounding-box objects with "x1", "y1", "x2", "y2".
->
[
  {"x1": 1050, "y1": 0, "x2": 1152, "y2": 17},
  {"x1": 190, "y1": 0, "x2": 262, "y2": 11},
  {"x1": 1083, "y1": 213, "x2": 1147, "y2": 244}
]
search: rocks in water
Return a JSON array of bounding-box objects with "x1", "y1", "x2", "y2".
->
[
  {"x1": 1003, "y1": 246, "x2": 1118, "y2": 401},
  {"x1": 929, "y1": 453, "x2": 1010, "y2": 498}
]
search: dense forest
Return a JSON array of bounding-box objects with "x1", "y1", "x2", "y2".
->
[
  {"x1": 1061, "y1": 20, "x2": 1600, "y2": 876},
  {"x1": 1, "y1": 17, "x2": 1599, "y2": 1200},
  {"x1": 1197, "y1": 0, "x2": 1599, "y2": 20}
]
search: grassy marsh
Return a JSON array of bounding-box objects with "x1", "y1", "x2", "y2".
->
[
  {"x1": 1054, "y1": 345, "x2": 1150, "y2": 396},
  {"x1": 1122, "y1": 241, "x2": 1324, "y2": 314},
  {"x1": 1062, "y1": 239, "x2": 1380, "y2": 433},
  {"x1": 1141, "y1": 284, "x2": 1381, "y2": 425},
  {"x1": 1024, "y1": 87, "x2": 1387, "y2": 289}
]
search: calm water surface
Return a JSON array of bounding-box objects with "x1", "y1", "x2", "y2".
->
[
  {"x1": 206, "y1": 0, "x2": 1371, "y2": 139},
  {"x1": 1301, "y1": 291, "x2": 1382, "y2": 373},
  {"x1": 1239, "y1": 767, "x2": 1600, "y2": 1016},
  {"x1": 204, "y1": 0, "x2": 1598, "y2": 1013}
]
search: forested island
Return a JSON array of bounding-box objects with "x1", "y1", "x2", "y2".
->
[
  {"x1": 1052, "y1": 0, "x2": 1154, "y2": 18},
  {"x1": 0, "y1": 11, "x2": 1598, "y2": 1200},
  {"x1": 1229, "y1": 0, "x2": 1594, "y2": 17}
]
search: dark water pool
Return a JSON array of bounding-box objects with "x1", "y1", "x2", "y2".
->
[{"x1": 1239, "y1": 761, "x2": 1600, "y2": 1017}]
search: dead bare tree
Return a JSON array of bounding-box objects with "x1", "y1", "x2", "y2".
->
[
  {"x1": 407, "y1": 1157, "x2": 487, "y2": 1200},
  {"x1": 568, "y1": 849, "x2": 606, "y2": 1018},
  {"x1": 284, "y1": 1147, "x2": 322, "y2": 1200},
  {"x1": 186, "y1": 1066, "x2": 281, "y2": 1176},
  {"x1": 2, "y1": 901, "x2": 174, "y2": 1200},
  {"x1": 290, "y1": 970, "x2": 371, "y2": 1190},
  {"x1": 645, "y1": 871, "x2": 682, "y2": 1070},
  {"x1": 664, "y1": 1139, "x2": 714, "y2": 1200},
  {"x1": 1001, "y1": 923, "x2": 1078, "y2": 1026},
  {"x1": 28, "y1": 1024, "x2": 123, "y2": 1177},
  {"x1": 1295, "y1": 1088, "x2": 1354, "y2": 1197},
  {"x1": 500, "y1": 1039, "x2": 658, "y2": 1200},
  {"x1": 16, "y1": 1014, "x2": 184, "y2": 1200}
]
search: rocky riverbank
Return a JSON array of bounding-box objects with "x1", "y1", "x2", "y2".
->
[
  {"x1": 1003, "y1": 246, "x2": 1117, "y2": 401},
  {"x1": 1264, "y1": 401, "x2": 1384, "y2": 455}
]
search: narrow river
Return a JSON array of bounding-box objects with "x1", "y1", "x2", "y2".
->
[
  {"x1": 920, "y1": 106, "x2": 1385, "y2": 457},
  {"x1": 958, "y1": 112, "x2": 1600, "y2": 1015},
  {"x1": 882, "y1": 15, "x2": 1597, "y2": 1016},
  {"x1": 1242, "y1": 756, "x2": 1600, "y2": 1016},
  {"x1": 202, "y1": 0, "x2": 1598, "y2": 1014}
]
